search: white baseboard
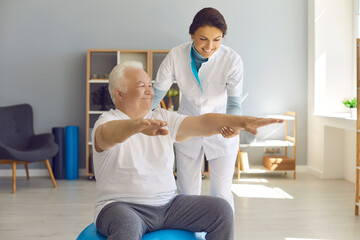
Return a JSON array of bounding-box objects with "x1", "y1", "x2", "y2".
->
[
  {"x1": 239, "y1": 165, "x2": 308, "y2": 173},
  {"x1": 1, "y1": 166, "x2": 310, "y2": 177},
  {"x1": 307, "y1": 166, "x2": 323, "y2": 178},
  {"x1": 0, "y1": 169, "x2": 87, "y2": 177},
  {"x1": 295, "y1": 165, "x2": 308, "y2": 172}
]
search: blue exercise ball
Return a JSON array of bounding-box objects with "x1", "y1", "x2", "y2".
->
[
  {"x1": 77, "y1": 223, "x2": 199, "y2": 240},
  {"x1": 77, "y1": 223, "x2": 106, "y2": 240},
  {"x1": 142, "y1": 229, "x2": 198, "y2": 240}
]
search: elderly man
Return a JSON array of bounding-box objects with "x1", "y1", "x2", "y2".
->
[{"x1": 92, "y1": 61, "x2": 282, "y2": 240}]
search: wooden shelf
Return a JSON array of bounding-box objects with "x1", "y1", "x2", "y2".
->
[
  {"x1": 355, "y1": 38, "x2": 360, "y2": 215},
  {"x1": 237, "y1": 111, "x2": 297, "y2": 180},
  {"x1": 267, "y1": 115, "x2": 295, "y2": 120},
  {"x1": 238, "y1": 167, "x2": 294, "y2": 174},
  {"x1": 240, "y1": 140, "x2": 295, "y2": 148},
  {"x1": 89, "y1": 111, "x2": 106, "y2": 114},
  {"x1": 89, "y1": 79, "x2": 109, "y2": 83}
]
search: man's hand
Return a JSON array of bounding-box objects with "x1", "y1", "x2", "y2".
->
[
  {"x1": 242, "y1": 117, "x2": 283, "y2": 135},
  {"x1": 135, "y1": 119, "x2": 169, "y2": 136},
  {"x1": 220, "y1": 127, "x2": 240, "y2": 138}
]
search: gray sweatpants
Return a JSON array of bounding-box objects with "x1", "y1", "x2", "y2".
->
[{"x1": 96, "y1": 194, "x2": 234, "y2": 240}]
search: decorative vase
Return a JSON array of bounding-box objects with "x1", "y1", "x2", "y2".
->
[
  {"x1": 350, "y1": 108, "x2": 357, "y2": 118},
  {"x1": 167, "y1": 97, "x2": 174, "y2": 111}
]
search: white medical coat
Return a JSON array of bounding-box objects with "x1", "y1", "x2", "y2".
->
[{"x1": 154, "y1": 42, "x2": 243, "y2": 159}]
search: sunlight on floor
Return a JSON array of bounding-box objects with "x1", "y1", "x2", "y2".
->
[
  {"x1": 235, "y1": 178, "x2": 269, "y2": 183},
  {"x1": 239, "y1": 168, "x2": 268, "y2": 173},
  {"x1": 285, "y1": 238, "x2": 329, "y2": 240},
  {"x1": 231, "y1": 184, "x2": 294, "y2": 199}
]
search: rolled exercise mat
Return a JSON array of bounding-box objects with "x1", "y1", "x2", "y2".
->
[
  {"x1": 65, "y1": 126, "x2": 79, "y2": 180},
  {"x1": 52, "y1": 127, "x2": 65, "y2": 179}
]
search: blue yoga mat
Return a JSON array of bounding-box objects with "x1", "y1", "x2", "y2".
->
[
  {"x1": 65, "y1": 126, "x2": 79, "y2": 180},
  {"x1": 52, "y1": 127, "x2": 65, "y2": 179}
]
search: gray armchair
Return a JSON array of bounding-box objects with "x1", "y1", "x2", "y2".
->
[{"x1": 0, "y1": 104, "x2": 59, "y2": 193}]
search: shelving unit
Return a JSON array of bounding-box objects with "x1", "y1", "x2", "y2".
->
[
  {"x1": 355, "y1": 39, "x2": 360, "y2": 215},
  {"x1": 236, "y1": 112, "x2": 296, "y2": 180},
  {"x1": 85, "y1": 49, "x2": 169, "y2": 179}
]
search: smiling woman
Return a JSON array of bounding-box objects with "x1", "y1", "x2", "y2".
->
[
  {"x1": 190, "y1": 25, "x2": 223, "y2": 58},
  {"x1": 151, "y1": 7, "x2": 244, "y2": 211}
]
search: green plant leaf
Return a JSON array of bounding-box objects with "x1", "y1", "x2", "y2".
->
[
  {"x1": 166, "y1": 88, "x2": 179, "y2": 97},
  {"x1": 342, "y1": 97, "x2": 357, "y2": 108}
]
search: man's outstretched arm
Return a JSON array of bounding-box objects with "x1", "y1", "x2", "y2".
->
[
  {"x1": 176, "y1": 113, "x2": 283, "y2": 142},
  {"x1": 95, "y1": 118, "x2": 169, "y2": 152}
]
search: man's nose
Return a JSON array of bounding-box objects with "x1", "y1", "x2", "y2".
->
[{"x1": 145, "y1": 86, "x2": 153, "y2": 94}]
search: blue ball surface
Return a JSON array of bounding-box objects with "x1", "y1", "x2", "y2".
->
[
  {"x1": 142, "y1": 229, "x2": 198, "y2": 240},
  {"x1": 77, "y1": 223, "x2": 106, "y2": 240},
  {"x1": 77, "y1": 223, "x2": 199, "y2": 240}
]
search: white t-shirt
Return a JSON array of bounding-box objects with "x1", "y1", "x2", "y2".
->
[{"x1": 92, "y1": 108, "x2": 187, "y2": 223}]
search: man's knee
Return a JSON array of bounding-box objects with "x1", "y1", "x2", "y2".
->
[
  {"x1": 96, "y1": 203, "x2": 144, "y2": 239},
  {"x1": 209, "y1": 197, "x2": 234, "y2": 225},
  {"x1": 107, "y1": 222, "x2": 143, "y2": 240},
  {"x1": 203, "y1": 196, "x2": 234, "y2": 239},
  {"x1": 101, "y1": 215, "x2": 143, "y2": 240}
]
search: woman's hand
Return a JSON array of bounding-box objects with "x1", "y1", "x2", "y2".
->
[{"x1": 220, "y1": 127, "x2": 240, "y2": 138}]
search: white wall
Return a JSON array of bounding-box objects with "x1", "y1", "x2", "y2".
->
[
  {"x1": 313, "y1": 0, "x2": 355, "y2": 114},
  {"x1": 308, "y1": 0, "x2": 357, "y2": 182},
  {"x1": 0, "y1": 0, "x2": 308, "y2": 170}
]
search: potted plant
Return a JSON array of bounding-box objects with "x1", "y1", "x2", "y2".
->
[
  {"x1": 342, "y1": 97, "x2": 357, "y2": 118},
  {"x1": 166, "y1": 88, "x2": 179, "y2": 111}
]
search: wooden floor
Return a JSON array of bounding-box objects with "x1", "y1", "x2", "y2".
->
[{"x1": 0, "y1": 172, "x2": 359, "y2": 240}]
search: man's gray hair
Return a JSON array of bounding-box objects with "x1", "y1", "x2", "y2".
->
[{"x1": 108, "y1": 61, "x2": 144, "y2": 103}]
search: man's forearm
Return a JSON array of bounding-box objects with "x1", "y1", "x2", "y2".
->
[
  {"x1": 95, "y1": 119, "x2": 139, "y2": 152},
  {"x1": 95, "y1": 118, "x2": 169, "y2": 152}
]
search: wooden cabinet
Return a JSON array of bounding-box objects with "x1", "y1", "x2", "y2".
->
[
  {"x1": 263, "y1": 112, "x2": 296, "y2": 178},
  {"x1": 236, "y1": 111, "x2": 297, "y2": 180},
  {"x1": 85, "y1": 49, "x2": 168, "y2": 179},
  {"x1": 356, "y1": 39, "x2": 360, "y2": 215}
]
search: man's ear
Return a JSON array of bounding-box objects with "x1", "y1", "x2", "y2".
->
[{"x1": 114, "y1": 89, "x2": 122, "y2": 101}]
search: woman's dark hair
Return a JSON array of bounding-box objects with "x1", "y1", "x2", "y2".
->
[{"x1": 189, "y1": 7, "x2": 227, "y2": 37}]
